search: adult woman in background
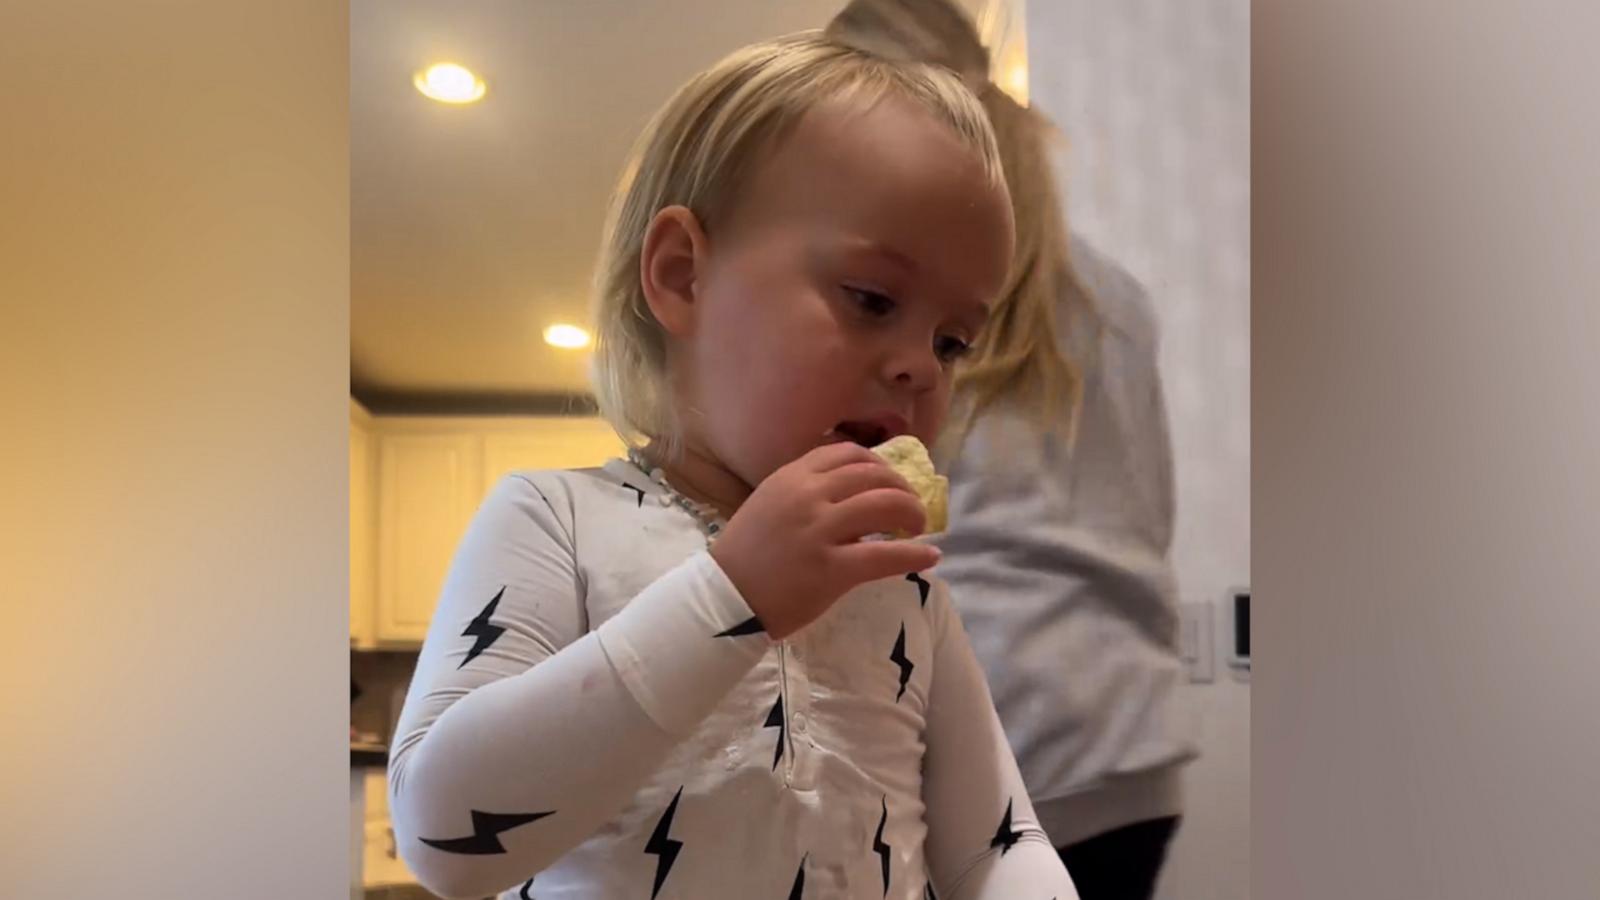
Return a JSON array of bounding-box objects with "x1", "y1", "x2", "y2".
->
[{"x1": 828, "y1": 3, "x2": 1199, "y2": 898}]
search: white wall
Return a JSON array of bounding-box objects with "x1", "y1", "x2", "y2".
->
[{"x1": 1025, "y1": 1, "x2": 1251, "y2": 898}]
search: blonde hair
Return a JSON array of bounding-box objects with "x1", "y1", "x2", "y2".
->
[
  {"x1": 590, "y1": 30, "x2": 1006, "y2": 453},
  {"x1": 946, "y1": 83, "x2": 1097, "y2": 452},
  {"x1": 826, "y1": 0, "x2": 1098, "y2": 456}
]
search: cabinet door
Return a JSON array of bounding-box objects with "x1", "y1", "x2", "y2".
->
[
  {"x1": 349, "y1": 421, "x2": 376, "y2": 648},
  {"x1": 362, "y1": 819, "x2": 420, "y2": 888},
  {"x1": 481, "y1": 417, "x2": 626, "y2": 496},
  {"x1": 375, "y1": 433, "x2": 482, "y2": 644}
]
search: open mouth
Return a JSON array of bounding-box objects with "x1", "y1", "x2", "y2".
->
[{"x1": 830, "y1": 420, "x2": 893, "y2": 448}]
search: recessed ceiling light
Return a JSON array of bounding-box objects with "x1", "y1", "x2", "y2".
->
[
  {"x1": 543, "y1": 323, "x2": 592, "y2": 349},
  {"x1": 414, "y1": 63, "x2": 487, "y2": 104}
]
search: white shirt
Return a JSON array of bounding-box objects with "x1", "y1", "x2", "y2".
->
[{"x1": 388, "y1": 458, "x2": 1077, "y2": 900}]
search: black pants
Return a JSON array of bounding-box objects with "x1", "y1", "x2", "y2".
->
[{"x1": 1056, "y1": 816, "x2": 1181, "y2": 900}]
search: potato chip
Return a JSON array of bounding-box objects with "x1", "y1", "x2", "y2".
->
[{"x1": 871, "y1": 434, "x2": 948, "y2": 535}]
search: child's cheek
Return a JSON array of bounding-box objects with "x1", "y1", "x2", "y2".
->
[{"x1": 809, "y1": 329, "x2": 860, "y2": 375}]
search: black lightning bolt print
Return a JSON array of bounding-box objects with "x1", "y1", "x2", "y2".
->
[
  {"x1": 925, "y1": 883, "x2": 938, "y2": 900},
  {"x1": 764, "y1": 693, "x2": 787, "y2": 770},
  {"x1": 889, "y1": 623, "x2": 913, "y2": 702},
  {"x1": 907, "y1": 571, "x2": 931, "y2": 608},
  {"x1": 989, "y1": 798, "x2": 1022, "y2": 856},
  {"x1": 419, "y1": 808, "x2": 554, "y2": 855},
  {"x1": 714, "y1": 615, "x2": 766, "y2": 638},
  {"x1": 623, "y1": 482, "x2": 647, "y2": 506},
  {"x1": 787, "y1": 853, "x2": 807, "y2": 899},
  {"x1": 645, "y1": 787, "x2": 686, "y2": 899},
  {"x1": 872, "y1": 796, "x2": 892, "y2": 896},
  {"x1": 458, "y1": 586, "x2": 507, "y2": 669},
  {"x1": 519, "y1": 878, "x2": 535, "y2": 899}
]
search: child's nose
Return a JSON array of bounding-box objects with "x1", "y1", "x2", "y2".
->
[{"x1": 884, "y1": 341, "x2": 941, "y2": 392}]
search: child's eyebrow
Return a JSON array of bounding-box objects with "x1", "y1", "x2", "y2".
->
[
  {"x1": 835, "y1": 239, "x2": 919, "y2": 276},
  {"x1": 870, "y1": 244, "x2": 919, "y2": 275},
  {"x1": 958, "y1": 298, "x2": 993, "y2": 331}
]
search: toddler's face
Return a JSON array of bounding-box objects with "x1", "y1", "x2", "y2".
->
[{"x1": 677, "y1": 95, "x2": 1014, "y2": 490}]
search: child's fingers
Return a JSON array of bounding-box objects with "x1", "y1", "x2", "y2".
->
[
  {"x1": 831, "y1": 539, "x2": 941, "y2": 587},
  {"x1": 819, "y1": 460, "x2": 914, "y2": 502},
  {"x1": 800, "y1": 440, "x2": 882, "y2": 474},
  {"x1": 825, "y1": 488, "x2": 927, "y2": 542}
]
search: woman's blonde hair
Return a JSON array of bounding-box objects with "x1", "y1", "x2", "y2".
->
[
  {"x1": 590, "y1": 30, "x2": 1006, "y2": 453},
  {"x1": 827, "y1": 0, "x2": 1098, "y2": 456},
  {"x1": 947, "y1": 83, "x2": 1097, "y2": 450}
]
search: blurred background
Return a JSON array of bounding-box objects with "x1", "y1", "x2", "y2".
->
[{"x1": 346, "y1": 1, "x2": 1247, "y2": 897}]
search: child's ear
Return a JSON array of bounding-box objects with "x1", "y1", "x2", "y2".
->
[{"x1": 640, "y1": 205, "x2": 710, "y2": 338}]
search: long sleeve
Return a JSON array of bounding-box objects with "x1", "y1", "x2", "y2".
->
[
  {"x1": 921, "y1": 577, "x2": 1079, "y2": 900},
  {"x1": 387, "y1": 474, "x2": 768, "y2": 900}
]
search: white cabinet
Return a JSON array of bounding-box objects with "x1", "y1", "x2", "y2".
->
[
  {"x1": 349, "y1": 402, "x2": 377, "y2": 649},
  {"x1": 355, "y1": 411, "x2": 626, "y2": 647},
  {"x1": 362, "y1": 819, "x2": 418, "y2": 889},
  {"x1": 481, "y1": 417, "x2": 627, "y2": 495},
  {"x1": 375, "y1": 431, "x2": 483, "y2": 645}
]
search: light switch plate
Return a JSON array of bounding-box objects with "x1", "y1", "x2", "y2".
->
[
  {"x1": 1178, "y1": 602, "x2": 1214, "y2": 683},
  {"x1": 1227, "y1": 587, "x2": 1251, "y2": 681}
]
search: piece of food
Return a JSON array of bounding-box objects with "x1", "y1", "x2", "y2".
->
[{"x1": 871, "y1": 434, "x2": 948, "y2": 535}]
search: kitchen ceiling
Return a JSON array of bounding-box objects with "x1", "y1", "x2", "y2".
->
[
  {"x1": 351, "y1": 0, "x2": 853, "y2": 409},
  {"x1": 351, "y1": 0, "x2": 1001, "y2": 411}
]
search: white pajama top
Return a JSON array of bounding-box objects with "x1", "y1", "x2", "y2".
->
[{"x1": 388, "y1": 459, "x2": 1078, "y2": 900}]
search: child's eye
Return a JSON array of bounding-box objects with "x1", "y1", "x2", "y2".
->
[
  {"x1": 936, "y1": 335, "x2": 973, "y2": 364},
  {"x1": 845, "y1": 286, "x2": 896, "y2": 317}
]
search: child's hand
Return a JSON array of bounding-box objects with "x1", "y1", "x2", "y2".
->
[{"x1": 710, "y1": 441, "x2": 940, "y2": 640}]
